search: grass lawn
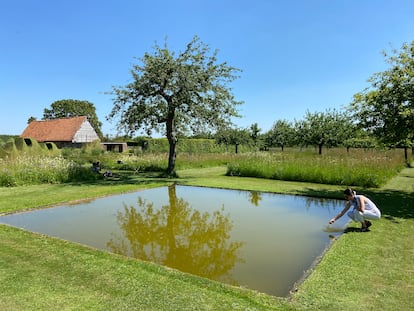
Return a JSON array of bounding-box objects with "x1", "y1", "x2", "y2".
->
[{"x1": 1, "y1": 166, "x2": 413, "y2": 310}]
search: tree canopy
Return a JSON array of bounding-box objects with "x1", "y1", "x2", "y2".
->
[
  {"x1": 215, "y1": 126, "x2": 251, "y2": 153},
  {"x1": 43, "y1": 99, "x2": 103, "y2": 138},
  {"x1": 295, "y1": 109, "x2": 354, "y2": 154},
  {"x1": 350, "y1": 40, "x2": 414, "y2": 160},
  {"x1": 108, "y1": 36, "x2": 242, "y2": 175},
  {"x1": 265, "y1": 119, "x2": 294, "y2": 151}
]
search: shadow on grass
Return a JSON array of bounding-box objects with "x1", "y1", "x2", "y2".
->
[
  {"x1": 366, "y1": 189, "x2": 414, "y2": 220},
  {"x1": 343, "y1": 227, "x2": 364, "y2": 233},
  {"x1": 67, "y1": 171, "x2": 172, "y2": 188}
]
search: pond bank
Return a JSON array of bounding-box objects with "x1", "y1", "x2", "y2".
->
[{"x1": 0, "y1": 166, "x2": 413, "y2": 310}]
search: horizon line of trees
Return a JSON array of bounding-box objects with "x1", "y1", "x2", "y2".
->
[
  {"x1": 25, "y1": 37, "x2": 413, "y2": 171},
  {"x1": 103, "y1": 111, "x2": 382, "y2": 153}
]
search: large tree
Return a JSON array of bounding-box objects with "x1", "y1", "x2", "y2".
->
[
  {"x1": 108, "y1": 36, "x2": 242, "y2": 176},
  {"x1": 215, "y1": 126, "x2": 251, "y2": 154},
  {"x1": 296, "y1": 109, "x2": 354, "y2": 155},
  {"x1": 43, "y1": 99, "x2": 103, "y2": 138},
  {"x1": 265, "y1": 119, "x2": 294, "y2": 151},
  {"x1": 249, "y1": 123, "x2": 261, "y2": 147},
  {"x1": 350, "y1": 40, "x2": 414, "y2": 162}
]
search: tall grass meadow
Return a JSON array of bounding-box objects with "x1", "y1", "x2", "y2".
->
[
  {"x1": 0, "y1": 155, "x2": 100, "y2": 187},
  {"x1": 102, "y1": 152, "x2": 238, "y2": 172},
  {"x1": 226, "y1": 148, "x2": 407, "y2": 188},
  {"x1": 0, "y1": 146, "x2": 407, "y2": 188}
]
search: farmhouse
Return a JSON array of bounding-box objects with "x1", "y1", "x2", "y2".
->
[{"x1": 21, "y1": 116, "x2": 100, "y2": 148}]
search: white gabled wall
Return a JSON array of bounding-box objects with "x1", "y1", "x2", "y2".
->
[{"x1": 72, "y1": 120, "x2": 100, "y2": 143}]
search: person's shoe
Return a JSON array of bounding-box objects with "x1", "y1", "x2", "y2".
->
[
  {"x1": 365, "y1": 220, "x2": 372, "y2": 229},
  {"x1": 360, "y1": 227, "x2": 368, "y2": 232}
]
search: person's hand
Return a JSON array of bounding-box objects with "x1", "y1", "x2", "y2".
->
[{"x1": 329, "y1": 218, "x2": 335, "y2": 224}]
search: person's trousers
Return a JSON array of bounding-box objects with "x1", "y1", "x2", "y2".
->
[{"x1": 347, "y1": 208, "x2": 381, "y2": 222}]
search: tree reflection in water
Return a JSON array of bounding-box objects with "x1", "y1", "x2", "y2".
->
[
  {"x1": 247, "y1": 190, "x2": 262, "y2": 206},
  {"x1": 107, "y1": 184, "x2": 245, "y2": 285}
]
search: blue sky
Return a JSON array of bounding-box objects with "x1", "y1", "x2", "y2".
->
[{"x1": 1, "y1": 0, "x2": 414, "y2": 136}]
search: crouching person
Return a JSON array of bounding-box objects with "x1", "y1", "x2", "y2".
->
[{"x1": 329, "y1": 188, "x2": 381, "y2": 232}]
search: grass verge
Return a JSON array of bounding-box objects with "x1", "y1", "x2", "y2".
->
[
  {"x1": 0, "y1": 225, "x2": 291, "y2": 311},
  {"x1": 291, "y1": 166, "x2": 414, "y2": 311},
  {"x1": 0, "y1": 166, "x2": 413, "y2": 310}
]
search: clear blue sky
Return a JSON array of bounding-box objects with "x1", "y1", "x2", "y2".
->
[{"x1": 1, "y1": 0, "x2": 414, "y2": 136}]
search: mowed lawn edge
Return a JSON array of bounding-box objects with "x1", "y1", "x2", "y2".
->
[
  {"x1": 177, "y1": 166, "x2": 414, "y2": 310},
  {"x1": 0, "y1": 166, "x2": 413, "y2": 310},
  {"x1": 0, "y1": 225, "x2": 293, "y2": 311},
  {"x1": 291, "y1": 166, "x2": 414, "y2": 311}
]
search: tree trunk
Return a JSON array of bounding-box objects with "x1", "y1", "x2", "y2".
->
[
  {"x1": 167, "y1": 138, "x2": 177, "y2": 176},
  {"x1": 166, "y1": 112, "x2": 177, "y2": 177},
  {"x1": 165, "y1": 184, "x2": 178, "y2": 264},
  {"x1": 318, "y1": 144, "x2": 323, "y2": 155}
]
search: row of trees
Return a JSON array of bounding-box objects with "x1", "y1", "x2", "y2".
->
[
  {"x1": 30, "y1": 98, "x2": 372, "y2": 155},
  {"x1": 108, "y1": 37, "x2": 413, "y2": 174},
  {"x1": 214, "y1": 112, "x2": 354, "y2": 155},
  {"x1": 32, "y1": 37, "x2": 413, "y2": 175}
]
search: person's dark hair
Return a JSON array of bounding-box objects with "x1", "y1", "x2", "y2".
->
[{"x1": 344, "y1": 188, "x2": 353, "y2": 196}]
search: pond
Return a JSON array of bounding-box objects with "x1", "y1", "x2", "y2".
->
[{"x1": 0, "y1": 185, "x2": 348, "y2": 297}]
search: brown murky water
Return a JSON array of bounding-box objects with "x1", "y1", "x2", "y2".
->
[{"x1": 0, "y1": 185, "x2": 347, "y2": 296}]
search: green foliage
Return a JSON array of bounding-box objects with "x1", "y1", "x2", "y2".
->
[
  {"x1": 343, "y1": 137, "x2": 379, "y2": 149},
  {"x1": 145, "y1": 138, "x2": 251, "y2": 153},
  {"x1": 175, "y1": 139, "x2": 226, "y2": 153},
  {"x1": 43, "y1": 99, "x2": 103, "y2": 138},
  {"x1": 350, "y1": 40, "x2": 414, "y2": 155},
  {"x1": 146, "y1": 138, "x2": 169, "y2": 152},
  {"x1": 83, "y1": 140, "x2": 105, "y2": 156},
  {"x1": 108, "y1": 36, "x2": 243, "y2": 175},
  {"x1": 0, "y1": 135, "x2": 17, "y2": 146},
  {"x1": 61, "y1": 141, "x2": 105, "y2": 165},
  {"x1": 45, "y1": 141, "x2": 60, "y2": 153},
  {"x1": 104, "y1": 153, "x2": 167, "y2": 172},
  {"x1": 0, "y1": 137, "x2": 60, "y2": 159},
  {"x1": 0, "y1": 155, "x2": 102, "y2": 187},
  {"x1": 2, "y1": 136, "x2": 407, "y2": 189},
  {"x1": 295, "y1": 109, "x2": 355, "y2": 154},
  {"x1": 215, "y1": 127, "x2": 252, "y2": 148},
  {"x1": 226, "y1": 148, "x2": 405, "y2": 188},
  {"x1": 14, "y1": 137, "x2": 27, "y2": 151},
  {"x1": 264, "y1": 119, "x2": 294, "y2": 150},
  {"x1": 15, "y1": 137, "x2": 48, "y2": 155},
  {"x1": 249, "y1": 123, "x2": 261, "y2": 147},
  {"x1": 0, "y1": 141, "x2": 19, "y2": 158}
]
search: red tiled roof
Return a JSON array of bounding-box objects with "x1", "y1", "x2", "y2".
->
[{"x1": 21, "y1": 116, "x2": 88, "y2": 142}]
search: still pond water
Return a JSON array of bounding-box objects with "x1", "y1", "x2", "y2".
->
[{"x1": 0, "y1": 185, "x2": 348, "y2": 297}]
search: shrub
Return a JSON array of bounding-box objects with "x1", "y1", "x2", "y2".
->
[{"x1": 142, "y1": 138, "x2": 255, "y2": 154}]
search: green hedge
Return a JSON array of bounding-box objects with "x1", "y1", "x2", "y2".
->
[{"x1": 144, "y1": 138, "x2": 255, "y2": 153}]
